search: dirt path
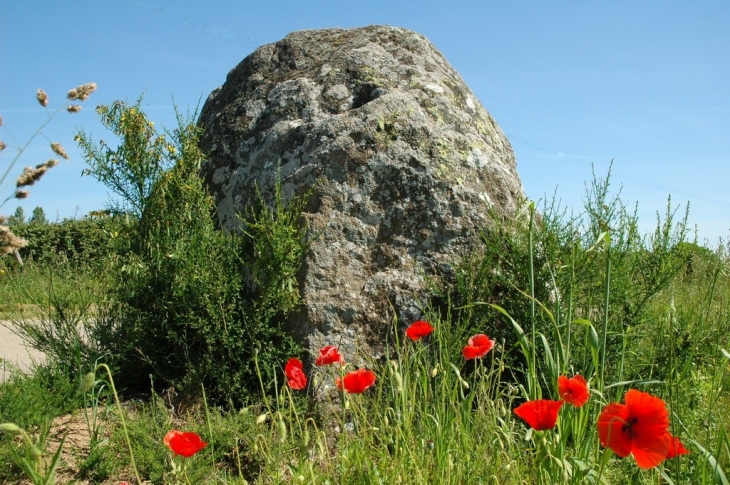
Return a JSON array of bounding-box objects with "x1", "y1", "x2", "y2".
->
[{"x1": 0, "y1": 320, "x2": 46, "y2": 381}]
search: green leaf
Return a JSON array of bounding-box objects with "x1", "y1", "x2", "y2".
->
[
  {"x1": 604, "y1": 379, "x2": 664, "y2": 390},
  {"x1": 689, "y1": 438, "x2": 729, "y2": 485}
]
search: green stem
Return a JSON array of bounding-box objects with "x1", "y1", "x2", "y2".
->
[
  {"x1": 0, "y1": 107, "x2": 60, "y2": 192},
  {"x1": 600, "y1": 234, "x2": 611, "y2": 388},
  {"x1": 595, "y1": 446, "x2": 612, "y2": 485},
  {"x1": 94, "y1": 363, "x2": 142, "y2": 484},
  {"x1": 201, "y1": 384, "x2": 216, "y2": 478},
  {"x1": 528, "y1": 202, "x2": 537, "y2": 399}
]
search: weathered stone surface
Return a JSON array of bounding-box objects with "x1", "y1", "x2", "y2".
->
[{"x1": 198, "y1": 25, "x2": 524, "y2": 363}]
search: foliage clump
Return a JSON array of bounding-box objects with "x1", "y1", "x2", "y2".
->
[{"x1": 75, "y1": 99, "x2": 309, "y2": 405}]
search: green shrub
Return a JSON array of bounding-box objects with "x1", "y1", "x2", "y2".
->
[
  {"x1": 7, "y1": 214, "x2": 127, "y2": 266},
  {"x1": 439, "y1": 164, "x2": 696, "y2": 388},
  {"x1": 77, "y1": 100, "x2": 308, "y2": 406}
]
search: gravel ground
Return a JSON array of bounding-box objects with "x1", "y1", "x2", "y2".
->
[{"x1": 0, "y1": 321, "x2": 46, "y2": 381}]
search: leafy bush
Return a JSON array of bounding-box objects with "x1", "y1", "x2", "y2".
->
[
  {"x1": 7, "y1": 214, "x2": 127, "y2": 266},
  {"x1": 439, "y1": 164, "x2": 696, "y2": 387},
  {"x1": 77, "y1": 100, "x2": 308, "y2": 405}
]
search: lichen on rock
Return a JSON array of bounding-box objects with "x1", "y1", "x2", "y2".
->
[{"x1": 198, "y1": 25, "x2": 525, "y2": 364}]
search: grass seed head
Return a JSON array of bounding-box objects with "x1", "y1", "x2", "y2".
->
[
  {"x1": 0, "y1": 423, "x2": 22, "y2": 434},
  {"x1": 15, "y1": 190, "x2": 30, "y2": 199},
  {"x1": 67, "y1": 105, "x2": 82, "y2": 113},
  {"x1": 51, "y1": 142, "x2": 70, "y2": 160},
  {"x1": 0, "y1": 226, "x2": 28, "y2": 254},
  {"x1": 36, "y1": 88, "x2": 49, "y2": 107},
  {"x1": 67, "y1": 82, "x2": 97, "y2": 101},
  {"x1": 16, "y1": 162, "x2": 53, "y2": 187},
  {"x1": 0, "y1": 140, "x2": 6, "y2": 152}
]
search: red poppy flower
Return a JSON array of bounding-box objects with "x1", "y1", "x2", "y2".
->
[
  {"x1": 513, "y1": 399, "x2": 564, "y2": 431},
  {"x1": 315, "y1": 346, "x2": 345, "y2": 366},
  {"x1": 285, "y1": 357, "x2": 307, "y2": 390},
  {"x1": 335, "y1": 368, "x2": 376, "y2": 394},
  {"x1": 597, "y1": 389, "x2": 671, "y2": 469},
  {"x1": 405, "y1": 320, "x2": 434, "y2": 341},
  {"x1": 666, "y1": 435, "x2": 689, "y2": 458},
  {"x1": 558, "y1": 374, "x2": 590, "y2": 407},
  {"x1": 163, "y1": 430, "x2": 208, "y2": 458},
  {"x1": 462, "y1": 334, "x2": 495, "y2": 360}
]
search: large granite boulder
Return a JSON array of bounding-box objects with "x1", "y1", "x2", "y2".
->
[{"x1": 197, "y1": 25, "x2": 525, "y2": 363}]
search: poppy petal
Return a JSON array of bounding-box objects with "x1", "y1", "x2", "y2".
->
[
  {"x1": 558, "y1": 375, "x2": 590, "y2": 407},
  {"x1": 462, "y1": 334, "x2": 495, "y2": 360},
  {"x1": 163, "y1": 430, "x2": 208, "y2": 457},
  {"x1": 405, "y1": 320, "x2": 434, "y2": 341},
  {"x1": 285, "y1": 358, "x2": 307, "y2": 390},
  {"x1": 597, "y1": 403, "x2": 633, "y2": 458},
  {"x1": 597, "y1": 389, "x2": 671, "y2": 468},
  {"x1": 336, "y1": 368, "x2": 376, "y2": 394},
  {"x1": 632, "y1": 431, "x2": 672, "y2": 469},
  {"x1": 514, "y1": 399, "x2": 564, "y2": 431},
  {"x1": 666, "y1": 436, "x2": 689, "y2": 458},
  {"x1": 315, "y1": 346, "x2": 344, "y2": 366}
]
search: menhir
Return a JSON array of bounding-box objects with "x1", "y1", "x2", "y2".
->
[{"x1": 197, "y1": 25, "x2": 525, "y2": 365}]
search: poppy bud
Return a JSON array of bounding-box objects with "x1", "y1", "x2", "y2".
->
[
  {"x1": 277, "y1": 416, "x2": 287, "y2": 443},
  {"x1": 390, "y1": 366, "x2": 403, "y2": 393}
]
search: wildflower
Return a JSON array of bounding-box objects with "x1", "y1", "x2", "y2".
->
[
  {"x1": 405, "y1": 320, "x2": 434, "y2": 341},
  {"x1": 557, "y1": 374, "x2": 590, "y2": 407},
  {"x1": 284, "y1": 357, "x2": 307, "y2": 390},
  {"x1": 597, "y1": 389, "x2": 671, "y2": 469},
  {"x1": 666, "y1": 435, "x2": 689, "y2": 458},
  {"x1": 36, "y1": 88, "x2": 48, "y2": 107},
  {"x1": 67, "y1": 105, "x2": 82, "y2": 113},
  {"x1": 514, "y1": 399, "x2": 564, "y2": 431},
  {"x1": 51, "y1": 142, "x2": 70, "y2": 160},
  {"x1": 462, "y1": 334, "x2": 495, "y2": 360},
  {"x1": 336, "y1": 368, "x2": 376, "y2": 394},
  {"x1": 315, "y1": 345, "x2": 344, "y2": 366},
  {"x1": 163, "y1": 430, "x2": 207, "y2": 458}
]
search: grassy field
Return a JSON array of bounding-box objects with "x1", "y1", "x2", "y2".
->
[{"x1": 1, "y1": 101, "x2": 728, "y2": 484}]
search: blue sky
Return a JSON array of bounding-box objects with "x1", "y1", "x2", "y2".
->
[{"x1": 2, "y1": 1, "x2": 729, "y2": 246}]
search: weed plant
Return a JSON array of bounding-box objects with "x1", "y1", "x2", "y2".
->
[{"x1": 74, "y1": 100, "x2": 309, "y2": 405}]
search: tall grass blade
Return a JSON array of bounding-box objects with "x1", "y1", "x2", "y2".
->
[{"x1": 690, "y1": 438, "x2": 729, "y2": 485}]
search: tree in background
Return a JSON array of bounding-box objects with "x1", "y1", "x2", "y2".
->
[
  {"x1": 7, "y1": 206, "x2": 25, "y2": 226},
  {"x1": 29, "y1": 206, "x2": 48, "y2": 225}
]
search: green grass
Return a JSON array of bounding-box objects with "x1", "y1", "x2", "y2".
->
[
  {"x1": 2, "y1": 232, "x2": 728, "y2": 484},
  {"x1": 1, "y1": 102, "x2": 728, "y2": 483}
]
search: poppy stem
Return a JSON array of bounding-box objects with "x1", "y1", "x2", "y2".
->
[{"x1": 595, "y1": 444, "x2": 612, "y2": 484}]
